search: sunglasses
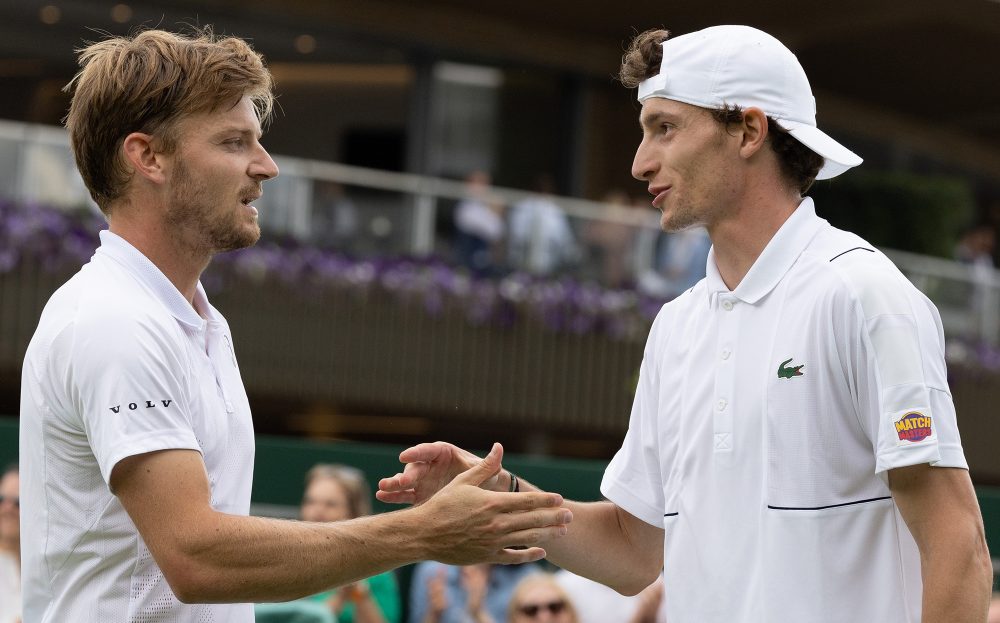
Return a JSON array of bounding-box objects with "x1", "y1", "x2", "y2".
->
[
  {"x1": 0, "y1": 495, "x2": 17, "y2": 508},
  {"x1": 517, "y1": 600, "x2": 567, "y2": 617}
]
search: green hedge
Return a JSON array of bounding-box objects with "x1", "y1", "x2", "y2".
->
[{"x1": 811, "y1": 171, "x2": 976, "y2": 258}]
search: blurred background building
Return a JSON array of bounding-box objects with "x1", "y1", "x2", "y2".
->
[{"x1": 1, "y1": 0, "x2": 999, "y2": 471}]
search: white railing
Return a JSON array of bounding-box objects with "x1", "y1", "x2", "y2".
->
[{"x1": 1, "y1": 118, "x2": 997, "y2": 344}]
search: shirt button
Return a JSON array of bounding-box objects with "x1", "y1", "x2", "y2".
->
[
  {"x1": 721, "y1": 348, "x2": 731, "y2": 360},
  {"x1": 717, "y1": 399, "x2": 728, "y2": 411},
  {"x1": 722, "y1": 300, "x2": 734, "y2": 311}
]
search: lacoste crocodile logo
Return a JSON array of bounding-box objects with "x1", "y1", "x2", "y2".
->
[{"x1": 777, "y1": 358, "x2": 804, "y2": 379}]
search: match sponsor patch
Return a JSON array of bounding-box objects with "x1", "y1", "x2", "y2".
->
[{"x1": 893, "y1": 411, "x2": 933, "y2": 444}]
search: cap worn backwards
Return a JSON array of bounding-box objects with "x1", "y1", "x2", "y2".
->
[{"x1": 637, "y1": 25, "x2": 862, "y2": 180}]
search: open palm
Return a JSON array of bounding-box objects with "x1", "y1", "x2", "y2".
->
[{"x1": 377, "y1": 441, "x2": 501, "y2": 505}]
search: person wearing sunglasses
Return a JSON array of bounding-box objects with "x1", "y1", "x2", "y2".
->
[{"x1": 507, "y1": 574, "x2": 577, "y2": 623}]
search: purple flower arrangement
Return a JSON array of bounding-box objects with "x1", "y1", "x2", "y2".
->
[
  {"x1": 209, "y1": 243, "x2": 663, "y2": 340},
  {"x1": 1, "y1": 199, "x2": 664, "y2": 340},
  {"x1": 5, "y1": 198, "x2": 1000, "y2": 363},
  {"x1": 0, "y1": 199, "x2": 105, "y2": 274}
]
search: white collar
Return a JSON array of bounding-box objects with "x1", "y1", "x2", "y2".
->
[
  {"x1": 704, "y1": 197, "x2": 826, "y2": 304},
  {"x1": 95, "y1": 230, "x2": 216, "y2": 330}
]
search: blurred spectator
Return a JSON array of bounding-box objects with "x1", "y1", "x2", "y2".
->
[
  {"x1": 258, "y1": 464, "x2": 401, "y2": 623},
  {"x1": 454, "y1": 171, "x2": 506, "y2": 276},
  {"x1": 506, "y1": 573, "x2": 577, "y2": 623},
  {"x1": 409, "y1": 561, "x2": 538, "y2": 623},
  {"x1": 554, "y1": 570, "x2": 665, "y2": 623},
  {"x1": 312, "y1": 181, "x2": 360, "y2": 251},
  {"x1": 955, "y1": 223, "x2": 999, "y2": 342},
  {"x1": 507, "y1": 175, "x2": 577, "y2": 275},
  {"x1": 0, "y1": 464, "x2": 19, "y2": 623},
  {"x1": 581, "y1": 190, "x2": 640, "y2": 287},
  {"x1": 300, "y1": 465, "x2": 401, "y2": 623},
  {"x1": 955, "y1": 223, "x2": 997, "y2": 269},
  {"x1": 637, "y1": 225, "x2": 711, "y2": 299}
]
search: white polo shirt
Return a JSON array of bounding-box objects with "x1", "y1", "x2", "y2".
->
[
  {"x1": 19, "y1": 230, "x2": 256, "y2": 622},
  {"x1": 601, "y1": 198, "x2": 967, "y2": 623}
]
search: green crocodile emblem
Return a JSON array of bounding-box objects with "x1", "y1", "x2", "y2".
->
[{"x1": 778, "y1": 358, "x2": 804, "y2": 379}]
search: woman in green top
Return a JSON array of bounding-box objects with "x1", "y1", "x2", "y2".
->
[{"x1": 301, "y1": 464, "x2": 402, "y2": 623}]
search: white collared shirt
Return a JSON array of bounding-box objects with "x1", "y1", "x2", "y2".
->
[
  {"x1": 602, "y1": 198, "x2": 967, "y2": 623},
  {"x1": 19, "y1": 230, "x2": 255, "y2": 622}
]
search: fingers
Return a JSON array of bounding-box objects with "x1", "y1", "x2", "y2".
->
[
  {"x1": 499, "y1": 507, "x2": 573, "y2": 533},
  {"x1": 378, "y1": 460, "x2": 432, "y2": 494},
  {"x1": 452, "y1": 443, "x2": 504, "y2": 487},
  {"x1": 374, "y1": 489, "x2": 415, "y2": 504},
  {"x1": 376, "y1": 474, "x2": 406, "y2": 494},
  {"x1": 397, "y1": 441, "x2": 454, "y2": 464},
  {"x1": 489, "y1": 490, "x2": 565, "y2": 513},
  {"x1": 491, "y1": 546, "x2": 547, "y2": 565}
]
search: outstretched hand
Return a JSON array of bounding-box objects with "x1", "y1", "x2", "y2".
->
[
  {"x1": 377, "y1": 441, "x2": 495, "y2": 505},
  {"x1": 406, "y1": 443, "x2": 571, "y2": 565}
]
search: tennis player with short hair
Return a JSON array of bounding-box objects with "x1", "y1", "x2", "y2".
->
[
  {"x1": 19, "y1": 28, "x2": 570, "y2": 622},
  {"x1": 378, "y1": 25, "x2": 992, "y2": 623}
]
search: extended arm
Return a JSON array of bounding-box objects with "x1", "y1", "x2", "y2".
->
[
  {"x1": 889, "y1": 464, "x2": 992, "y2": 623},
  {"x1": 378, "y1": 442, "x2": 663, "y2": 595},
  {"x1": 112, "y1": 443, "x2": 570, "y2": 603}
]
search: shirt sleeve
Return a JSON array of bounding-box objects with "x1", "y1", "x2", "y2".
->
[
  {"x1": 600, "y1": 312, "x2": 668, "y2": 527},
  {"x1": 839, "y1": 258, "x2": 968, "y2": 474},
  {"x1": 64, "y1": 306, "x2": 201, "y2": 486}
]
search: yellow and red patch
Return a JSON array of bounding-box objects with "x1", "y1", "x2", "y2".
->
[{"x1": 895, "y1": 412, "x2": 932, "y2": 442}]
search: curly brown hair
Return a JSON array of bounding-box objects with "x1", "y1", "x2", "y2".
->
[
  {"x1": 64, "y1": 27, "x2": 275, "y2": 215},
  {"x1": 620, "y1": 29, "x2": 823, "y2": 194}
]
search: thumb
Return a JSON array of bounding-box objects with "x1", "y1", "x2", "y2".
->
[{"x1": 452, "y1": 442, "x2": 503, "y2": 487}]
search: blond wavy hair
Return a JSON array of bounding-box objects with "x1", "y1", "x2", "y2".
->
[{"x1": 64, "y1": 27, "x2": 275, "y2": 214}]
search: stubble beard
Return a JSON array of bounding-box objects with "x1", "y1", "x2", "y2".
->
[
  {"x1": 659, "y1": 198, "x2": 703, "y2": 233},
  {"x1": 166, "y1": 160, "x2": 261, "y2": 256}
]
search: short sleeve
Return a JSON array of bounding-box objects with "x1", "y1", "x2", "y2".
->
[
  {"x1": 65, "y1": 308, "x2": 201, "y2": 485},
  {"x1": 840, "y1": 260, "x2": 968, "y2": 474},
  {"x1": 601, "y1": 313, "x2": 668, "y2": 527}
]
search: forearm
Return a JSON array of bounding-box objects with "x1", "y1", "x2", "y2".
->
[
  {"x1": 168, "y1": 509, "x2": 426, "y2": 603},
  {"x1": 512, "y1": 475, "x2": 663, "y2": 594},
  {"x1": 919, "y1": 538, "x2": 992, "y2": 622},
  {"x1": 888, "y1": 465, "x2": 993, "y2": 623}
]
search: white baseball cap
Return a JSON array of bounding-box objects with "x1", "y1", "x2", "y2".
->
[{"x1": 637, "y1": 25, "x2": 862, "y2": 180}]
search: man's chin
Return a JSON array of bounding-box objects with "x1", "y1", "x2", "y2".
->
[
  {"x1": 215, "y1": 224, "x2": 261, "y2": 254},
  {"x1": 661, "y1": 210, "x2": 701, "y2": 233}
]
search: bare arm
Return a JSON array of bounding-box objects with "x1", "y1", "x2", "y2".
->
[
  {"x1": 378, "y1": 442, "x2": 664, "y2": 595},
  {"x1": 111, "y1": 443, "x2": 570, "y2": 604},
  {"x1": 889, "y1": 464, "x2": 992, "y2": 623},
  {"x1": 513, "y1": 483, "x2": 663, "y2": 595}
]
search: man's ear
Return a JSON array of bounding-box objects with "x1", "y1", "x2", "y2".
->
[
  {"x1": 122, "y1": 133, "x2": 166, "y2": 184},
  {"x1": 738, "y1": 107, "x2": 769, "y2": 160}
]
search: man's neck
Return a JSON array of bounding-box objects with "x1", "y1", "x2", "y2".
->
[
  {"x1": 707, "y1": 190, "x2": 802, "y2": 291},
  {"x1": 108, "y1": 217, "x2": 210, "y2": 306}
]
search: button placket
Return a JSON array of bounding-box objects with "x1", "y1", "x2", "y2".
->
[
  {"x1": 713, "y1": 297, "x2": 738, "y2": 454},
  {"x1": 206, "y1": 324, "x2": 235, "y2": 413}
]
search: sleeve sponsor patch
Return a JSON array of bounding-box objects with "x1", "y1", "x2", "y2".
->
[{"x1": 893, "y1": 411, "x2": 933, "y2": 445}]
